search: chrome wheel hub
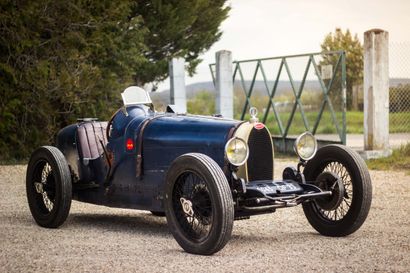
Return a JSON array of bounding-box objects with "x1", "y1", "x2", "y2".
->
[
  {"x1": 34, "y1": 163, "x2": 54, "y2": 212},
  {"x1": 180, "y1": 197, "x2": 194, "y2": 217}
]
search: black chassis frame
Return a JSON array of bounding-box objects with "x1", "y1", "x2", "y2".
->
[{"x1": 228, "y1": 164, "x2": 332, "y2": 218}]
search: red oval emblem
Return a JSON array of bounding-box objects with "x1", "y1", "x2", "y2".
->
[{"x1": 254, "y1": 123, "x2": 265, "y2": 130}]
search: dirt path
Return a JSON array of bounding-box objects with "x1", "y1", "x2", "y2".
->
[{"x1": 0, "y1": 161, "x2": 409, "y2": 272}]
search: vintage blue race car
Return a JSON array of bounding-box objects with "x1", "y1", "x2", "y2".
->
[{"x1": 26, "y1": 86, "x2": 372, "y2": 255}]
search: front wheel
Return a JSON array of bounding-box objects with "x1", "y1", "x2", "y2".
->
[
  {"x1": 302, "y1": 144, "x2": 372, "y2": 237},
  {"x1": 164, "y1": 153, "x2": 234, "y2": 255},
  {"x1": 26, "y1": 146, "x2": 72, "y2": 228}
]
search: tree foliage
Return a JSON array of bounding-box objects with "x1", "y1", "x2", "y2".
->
[
  {"x1": 131, "y1": 0, "x2": 230, "y2": 87},
  {"x1": 320, "y1": 28, "x2": 363, "y2": 109},
  {"x1": 0, "y1": 0, "x2": 229, "y2": 161}
]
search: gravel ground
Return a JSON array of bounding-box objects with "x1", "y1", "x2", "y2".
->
[{"x1": 1, "y1": 160, "x2": 409, "y2": 273}]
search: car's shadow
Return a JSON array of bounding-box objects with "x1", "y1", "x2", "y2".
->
[
  {"x1": 67, "y1": 212, "x2": 170, "y2": 237},
  {"x1": 16, "y1": 205, "x2": 326, "y2": 247},
  {"x1": 16, "y1": 210, "x2": 330, "y2": 253},
  {"x1": 68, "y1": 212, "x2": 322, "y2": 243}
]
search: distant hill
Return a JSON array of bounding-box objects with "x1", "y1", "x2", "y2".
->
[
  {"x1": 151, "y1": 78, "x2": 410, "y2": 106},
  {"x1": 151, "y1": 80, "x2": 323, "y2": 105}
]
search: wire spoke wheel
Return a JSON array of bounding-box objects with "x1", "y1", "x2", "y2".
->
[
  {"x1": 32, "y1": 161, "x2": 56, "y2": 214},
  {"x1": 173, "y1": 171, "x2": 213, "y2": 241},
  {"x1": 302, "y1": 145, "x2": 372, "y2": 237},
  {"x1": 314, "y1": 161, "x2": 353, "y2": 222},
  {"x1": 165, "y1": 153, "x2": 234, "y2": 255},
  {"x1": 26, "y1": 146, "x2": 72, "y2": 228}
]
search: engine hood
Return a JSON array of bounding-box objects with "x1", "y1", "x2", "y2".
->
[{"x1": 141, "y1": 114, "x2": 241, "y2": 171}]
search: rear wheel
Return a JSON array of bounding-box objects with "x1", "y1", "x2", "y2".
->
[
  {"x1": 165, "y1": 153, "x2": 234, "y2": 255},
  {"x1": 26, "y1": 146, "x2": 72, "y2": 228},
  {"x1": 302, "y1": 145, "x2": 372, "y2": 236}
]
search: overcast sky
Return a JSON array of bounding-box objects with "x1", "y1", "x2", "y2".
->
[{"x1": 157, "y1": 0, "x2": 410, "y2": 91}]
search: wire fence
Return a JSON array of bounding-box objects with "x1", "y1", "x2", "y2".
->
[
  {"x1": 210, "y1": 51, "x2": 347, "y2": 147},
  {"x1": 389, "y1": 42, "x2": 410, "y2": 134}
]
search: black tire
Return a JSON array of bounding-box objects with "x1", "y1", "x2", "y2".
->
[
  {"x1": 164, "y1": 153, "x2": 234, "y2": 255},
  {"x1": 302, "y1": 144, "x2": 372, "y2": 236},
  {"x1": 26, "y1": 146, "x2": 72, "y2": 228},
  {"x1": 150, "y1": 211, "x2": 166, "y2": 217}
]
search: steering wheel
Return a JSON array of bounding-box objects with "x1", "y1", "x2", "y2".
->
[{"x1": 106, "y1": 108, "x2": 121, "y2": 140}]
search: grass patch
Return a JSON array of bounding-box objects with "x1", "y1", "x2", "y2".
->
[
  {"x1": 346, "y1": 111, "x2": 410, "y2": 134},
  {"x1": 366, "y1": 143, "x2": 410, "y2": 174}
]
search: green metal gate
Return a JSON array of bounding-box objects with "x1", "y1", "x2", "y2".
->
[{"x1": 210, "y1": 51, "x2": 347, "y2": 153}]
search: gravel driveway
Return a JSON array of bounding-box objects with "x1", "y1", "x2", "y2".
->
[{"x1": 1, "y1": 160, "x2": 409, "y2": 272}]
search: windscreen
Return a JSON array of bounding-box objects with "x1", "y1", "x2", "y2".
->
[{"x1": 121, "y1": 86, "x2": 152, "y2": 106}]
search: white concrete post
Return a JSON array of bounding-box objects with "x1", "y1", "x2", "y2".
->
[
  {"x1": 215, "y1": 50, "x2": 233, "y2": 119},
  {"x1": 169, "y1": 57, "x2": 187, "y2": 112},
  {"x1": 363, "y1": 29, "x2": 391, "y2": 157}
]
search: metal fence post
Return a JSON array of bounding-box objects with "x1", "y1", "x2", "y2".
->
[
  {"x1": 169, "y1": 57, "x2": 187, "y2": 112},
  {"x1": 215, "y1": 50, "x2": 233, "y2": 119},
  {"x1": 362, "y1": 29, "x2": 391, "y2": 158}
]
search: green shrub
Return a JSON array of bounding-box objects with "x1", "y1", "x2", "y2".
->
[{"x1": 187, "y1": 91, "x2": 215, "y2": 115}]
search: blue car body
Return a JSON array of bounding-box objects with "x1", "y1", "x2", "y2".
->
[{"x1": 57, "y1": 105, "x2": 242, "y2": 212}]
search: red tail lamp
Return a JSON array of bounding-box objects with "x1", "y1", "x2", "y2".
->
[{"x1": 126, "y1": 138, "x2": 134, "y2": 151}]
